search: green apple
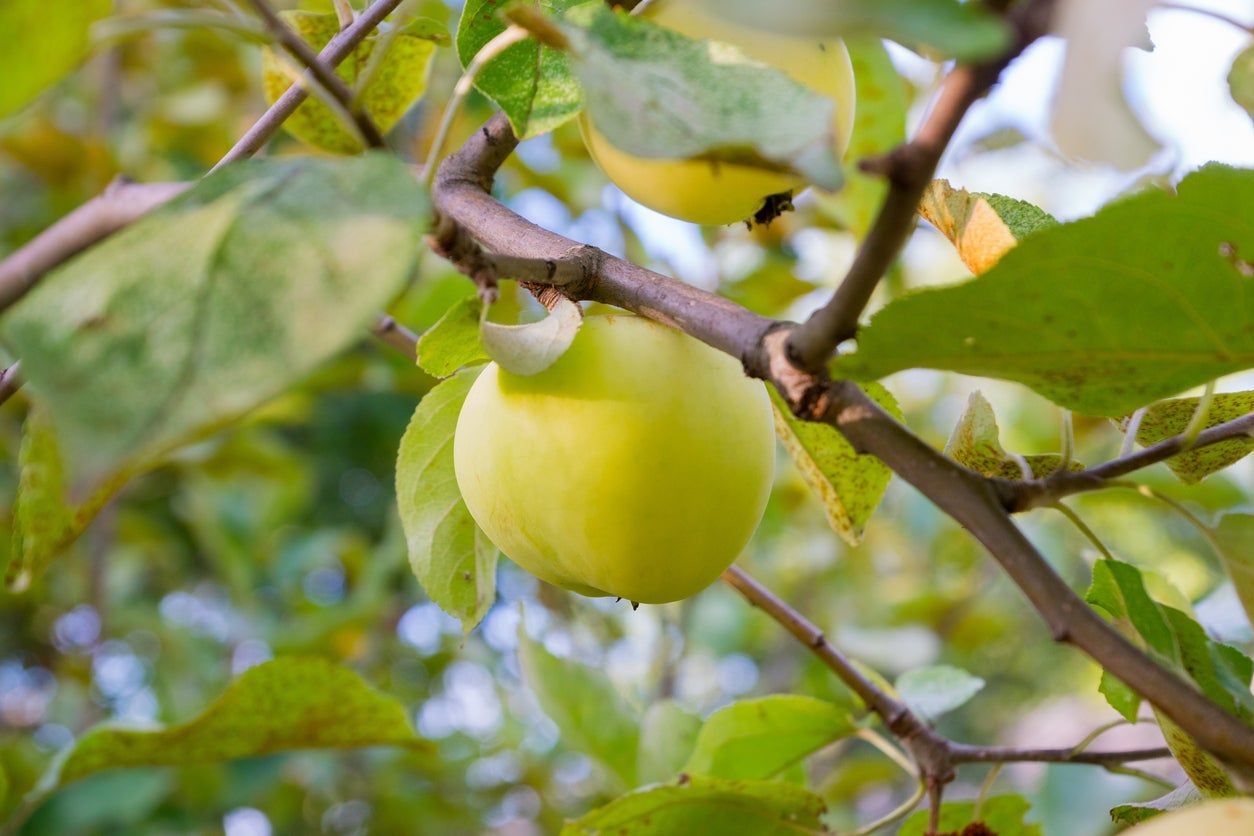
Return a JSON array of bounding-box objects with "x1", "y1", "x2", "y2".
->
[
  {"x1": 579, "y1": 0, "x2": 857, "y2": 225},
  {"x1": 454, "y1": 314, "x2": 774, "y2": 604}
]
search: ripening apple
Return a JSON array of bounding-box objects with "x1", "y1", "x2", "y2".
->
[
  {"x1": 453, "y1": 314, "x2": 774, "y2": 604},
  {"x1": 1120, "y1": 799, "x2": 1254, "y2": 834},
  {"x1": 579, "y1": 0, "x2": 857, "y2": 225}
]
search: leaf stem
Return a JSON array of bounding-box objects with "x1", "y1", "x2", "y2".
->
[{"x1": 421, "y1": 25, "x2": 530, "y2": 188}]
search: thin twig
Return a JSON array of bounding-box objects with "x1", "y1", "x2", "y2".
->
[
  {"x1": 1013, "y1": 409, "x2": 1254, "y2": 510},
  {"x1": 215, "y1": 0, "x2": 405, "y2": 169},
  {"x1": 950, "y1": 743, "x2": 1172, "y2": 765},
  {"x1": 1158, "y1": 2, "x2": 1254, "y2": 33},
  {"x1": 421, "y1": 25, "x2": 530, "y2": 187},
  {"x1": 245, "y1": 0, "x2": 386, "y2": 148}
]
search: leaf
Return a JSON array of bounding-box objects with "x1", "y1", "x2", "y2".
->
[
  {"x1": 637, "y1": 700, "x2": 702, "y2": 785},
  {"x1": 1085, "y1": 558, "x2": 1254, "y2": 796},
  {"x1": 3, "y1": 155, "x2": 428, "y2": 488},
  {"x1": 1130, "y1": 392, "x2": 1254, "y2": 484},
  {"x1": 560, "y1": 4, "x2": 845, "y2": 190},
  {"x1": 517, "y1": 623, "x2": 639, "y2": 788},
  {"x1": 1051, "y1": 0, "x2": 1161, "y2": 169},
  {"x1": 0, "y1": 1, "x2": 111, "y2": 117},
  {"x1": 900, "y1": 795, "x2": 1041, "y2": 836},
  {"x1": 1213, "y1": 514, "x2": 1254, "y2": 633},
  {"x1": 262, "y1": 12, "x2": 445, "y2": 154},
  {"x1": 708, "y1": 0, "x2": 1011, "y2": 61},
  {"x1": 416, "y1": 294, "x2": 490, "y2": 378},
  {"x1": 7, "y1": 407, "x2": 71, "y2": 589},
  {"x1": 396, "y1": 367, "x2": 498, "y2": 631},
  {"x1": 562, "y1": 774, "x2": 828, "y2": 836},
  {"x1": 457, "y1": 0, "x2": 584, "y2": 140},
  {"x1": 836, "y1": 165, "x2": 1254, "y2": 417},
  {"x1": 1110, "y1": 781, "x2": 1202, "y2": 826},
  {"x1": 919, "y1": 180, "x2": 1059, "y2": 275},
  {"x1": 1230, "y1": 43, "x2": 1254, "y2": 122},
  {"x1": 945, "y1": 391, "x2": 1083, "y2": 479},
  {"x1": 817, "y1": 36, "x2": 909, "y2": 238},
  {"x1": 769, "y1": 382, "x2": 899, "y2": 546},
  {"x1": 683, "y1": 695, "x2": 857, "y2": 781},
  {"x1": 27, "y1": 658, "x2": 424, "y2": 809},
  {"x1": 480, "y1": 296, "x2": 583, "y2": 376},
  {"x1": 894, "y1": 665, "x2": 985, "y2": 723}
]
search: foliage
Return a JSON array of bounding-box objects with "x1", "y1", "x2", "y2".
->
[{"x1": 0, "y1": 0, "x2": 1252, "y2": 834}]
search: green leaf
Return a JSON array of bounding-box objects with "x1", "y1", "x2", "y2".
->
[
  {"x1": 560, "y1": 4, "x2": 845, "y2": 190},
  {"x1": 26, "y1": 658, "x2": 424, "y2": 810},
  {"x1": 1085, "y1": 558, "x2": 1254, "y2": 796},
  {"x1": 1231, "y1": 44, "x2": 1254, "y2": 122},
  {"x1": 709, "y1": 0, "x2": 1012, "y2": 61},
  {"x1": 3, "y1": 155, "x2": 428, "y2": 489},
  {"x1": 817, "y1": 36, "x2": 909, "y2": 238},
  {"x1": 1110, "y1": 781, "x2": 1201, "y2": 826},
  {"x1": 262, "y1": 11, "x2": 445, "y2": 154},
  {"x1": 396, "y1": 367, "x2": 498, "y2": 631},
  {"x1": 637, "y1": 700, "x2": 702, "y2": 785},
  {"x1": 416, "y1": 294, "x2": 490, "y2": 378},
  {"x1": 769, "y1": 382, "x2": 899, "y2": 546},
  {"x1": 0, "y1": 1, "x2": 111, "y2": 117},
  {"x1": 562, "y1": 774, "x2": 827, "y2": 836},
  {"x1": 900, "y1": 795, "x2": 1041, "y2": 836},
  {"x1": 1213, "y1": 514, "x2": 1254, "y2": 632},
  {"x1": 682, "y1": 695, "x2": 857, "y2": 780},
  {"x1": 1098, "y1": 669, "x2": 1142, "y2": 724},
  {"x1": 894, "y1": 665, "x2": 985, "y2": 723},
  {"x1": 919, "y1": 180, "x2": 1059, "y2": 274},
  {"x1": 836, "y1": 165, "x2": 1254, "y2": 417},
  {"x1": 7, "y1": 407, "x2": 71, "y2": 589},
  {"x1": 945, "y1": 391, "x2": 1083, "y2": 479},
  {"x1": 1131, "y1": 392, "x2": 1254, "y2": 483},
  {"x1": 480, "y1": 296, "x2": 583, "y2": 375},
  {"x1": 517, "y1": 622, "x2": 639, "y2": 788},
  {"x1": 457, "y1": 0, "x2": 583, "y2": 139}
]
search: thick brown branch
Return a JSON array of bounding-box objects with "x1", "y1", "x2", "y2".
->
[
  {"x1": 245, "y1": 0, "x2": 386, "y2": 149},
  {"x1": 430, "y1": 113, "x2": 1254, "y2": 778},
  {"x1": 1011, "y1": 410, "x2": 1254, "y2": 510},
  {"x1": 785, "y1": 0, "x2": 1058, "y2": 371},
  {"x1": 215, "y1": 0, "x2": 404, "y2": 169},
  {"x1": 0, "y1": 180, "x2": 189, "y2": 314}
]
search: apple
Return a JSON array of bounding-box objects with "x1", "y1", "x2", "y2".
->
[
  {"x1": 1120, "y1": 799, "x2": 1254, "y2": 834},
  {"x1": 454, "y1": 314, "x2": 774, "y2": 604},
  {"x1": 579, "y1": 0, "x2": 857, "y2": 225}
]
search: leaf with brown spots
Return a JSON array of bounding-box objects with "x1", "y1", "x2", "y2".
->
[
  {"x1": 770, "y1": 382, "x2": 900, "y2": 545},
  {"x1": 919, "y1": 180, "x2": 1057, "y2": 274},
  {"x1": 1130, "y1": 392, "x2": 1254, "y2": 484},
  {"x1": 945, "y1": 391, "x2": 1083, "y2": 479},
  {"x1": 837, "y1": 165, "x2": 1254, "y2": 417}
]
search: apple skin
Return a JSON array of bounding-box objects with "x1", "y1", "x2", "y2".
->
[
  {"x1": 453, "y1": 314, "x2": 774, "y2": 604},
  {"x1": 1121, "y1": 799, "x2": 1254, "y2": 834},
  {"x1": 579, "y1": 0, "x2": 857, "y2": 225}
]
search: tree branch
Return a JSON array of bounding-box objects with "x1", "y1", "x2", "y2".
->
[
  {"x1": 1010, "y1": 410, "x2": 1254, "y2": 510},
  {"x1": 429, "y1": 113, "x2": 1254, "y2": 778},
  {"x1": 0, "y1": 361, "x2": 22, "y2": 406},
  {"x1": 722, "y1": 566, "x2": 955, "y2": 781},
  {"x1": 950, "y1": 743, "x2": 1172, "y2": 765},
  {"x1": 214, "y1": 0, "x2": 405, "y2": 170},
  {"x1": 0, "y1": 179, "x2": 190, "y2": 314},
  {"x1": 245, "y1": 0, "x2": 386, "y2": 149},
  {"x1": 784, "y1": 0, "x2": 1058, "y2": 372}
]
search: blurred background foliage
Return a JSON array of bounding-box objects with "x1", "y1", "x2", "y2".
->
[{"x1": 1, "y1": 1, "x2": 1253, "y2": 834}]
